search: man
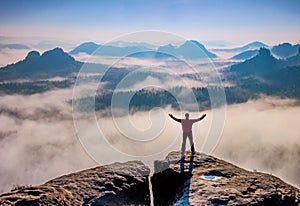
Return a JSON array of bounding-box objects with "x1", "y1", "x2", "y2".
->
[{"x1": 169, "y1": 113, "x2": 206, "y2": 158}]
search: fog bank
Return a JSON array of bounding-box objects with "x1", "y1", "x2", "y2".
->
[
  {"x1": 213, "y1": 97, "x2": 300, "y2": 188},
  {"x1": 0, "y1": 90, "x2": 299, "y2": 193}
]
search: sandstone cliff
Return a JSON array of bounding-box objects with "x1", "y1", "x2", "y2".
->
[
  {"x1": 0, "y1": 152, "x2": 299, "y2": 205},
  {"x1": 153, "y1": 151, "x2": 299, "y2": 205}
]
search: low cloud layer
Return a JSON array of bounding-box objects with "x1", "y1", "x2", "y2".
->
[
  {"x1": 213, "y1": 97, "x2": 300, "y2": 188},
  {"x1": 0, "y1": 88, "x2": 299, "y2": 193},
  {"x1": 0, "y1": 48, "x2": 30, "y2": 67},
  {"x1": 0, "y1": 89, "x2": 96, "y2": 193}
]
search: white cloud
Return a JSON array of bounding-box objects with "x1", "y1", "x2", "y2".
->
[
  {"x1": 0, "y1": 88, "x2": 299, "y2": 194},
  {"x1": 0, "y1": 48, "x2": 30, "y2": 67},
  {"x1": 212, "y1": 97, "x2": 300, "y2": 188},
  {"x1": 0, "y1": 89, "x2": 96, "y2": 193}
]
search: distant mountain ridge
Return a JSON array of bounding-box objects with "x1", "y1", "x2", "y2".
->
[
  {"x1": 107, "y1": 40, "x2": 157, "y2": 49},
  {"x1": 69, "y1": 42, "x2": 152, "y2": 56},
  {"x1": 70, "y1": 40, "x2": 217, "y2": 60},
  {"x1": 213, "y1": 41, "x2": 268, "y2": 53},
  {"x1": 227, "y1": 47, "x2": 300, "y2": 99},
  {"x1": 1, "y1": 45, "x2": 300, "y2": 101},
  {"x1": 229, "y1": 47, "x2": 300, "y2": 76},
  {"x1": 230, "y1": 50, "x2": 259, "y2": 60},
  {"x1": 0, "y1": 47, "x2": 81, "y2": 80},
  {"x1": 227, "y1": 42, "x2": 299, "y2": 60},
  {"x1": 158, "y1": 40, "x2": 217, "y2": 59},
  {"x1": 0, "y1": 44, "x2": 30, "y2": 50},
  {"x1": 229, "y1": 48, "x2": 279, "y2": 76},
  {"x1": 271, "y1": 42, "x2": 300, "y2": 59},
  {"x1": 69, "y1": 42, "x2": 100, "y2": 55}
]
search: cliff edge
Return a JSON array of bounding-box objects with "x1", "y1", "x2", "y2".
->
[{"x1": 0, "y1": 152, "x2": 299, "y2": 205}]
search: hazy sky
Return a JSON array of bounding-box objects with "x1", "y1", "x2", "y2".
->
[{"x1": 1, "y1": 0, "x2": 300, "y2": 45}]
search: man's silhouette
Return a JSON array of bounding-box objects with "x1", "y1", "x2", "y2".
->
[{"x1": 169, "y1": 113, "x2": 206, "y2": 158}]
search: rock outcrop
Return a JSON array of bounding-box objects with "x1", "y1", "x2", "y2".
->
[
  {"x1": 0, "y1": 161, "x2": 151, "y2": 205},
  {"x1": 0, "y1": 185, "x2": 78, "y2": 205},
  {"x1": 0, "y1": 152, "x2": 299, "y2": 206},
  {"x1": 153, "y1": 151, "x2": 300, "y2": 205}
]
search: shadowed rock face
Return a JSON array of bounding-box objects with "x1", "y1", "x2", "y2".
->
[
  {"x1": 152, "y1": 151, "x2": 300, "y2": 206},
  {"x1": 0, "y1": 152, "x2": 299, "y2": 206}
]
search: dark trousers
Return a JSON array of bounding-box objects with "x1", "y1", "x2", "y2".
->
[{"x1": 181, "y1": 131, "x2": 195, "y2": 157}]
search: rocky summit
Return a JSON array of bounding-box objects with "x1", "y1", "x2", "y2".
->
[
  {"x1": 0, "y1": 161, "x2": 151, "y2": 205},
  {"x1": 0, "y1": 152, "x2": 299, "y2": 206},
  {"x1": 153, "y1": 151, "x2": 300, "y2": 205}
]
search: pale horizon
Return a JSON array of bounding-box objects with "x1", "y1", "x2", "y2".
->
[{"x1": 1, "y1": 0, "x2": 300, "y2": 46}]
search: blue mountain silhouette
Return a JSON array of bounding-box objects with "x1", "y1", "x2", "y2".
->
[
  {"x1": 213, "y1": 41, "x2": 268, "y2": 53},
  {"x1": 227, "y1": 47, "x2": 300, "y2": 98},
  {"x1": 69, "y1": 42, "x2": 153, "y2": 56},
  {"x1": 70, "y1": 40, "x2": 217, "y2": 60},
  {"x1": 157, "y1": 40, "x2": 217, "y2": 60},
  {"x1": 69, "y1": 42, "x2": 100, "y2": 55},
  {"x1": 0, "y1": 48, "x2": 81, "y2": 80},
  {"x1": 229, "y1": 48, "x2": 280, "y2": 76},
  {"x1": 230, "y1": 50, "x2": 259, "y2": 60},
  {"x1": 271, "y1": 42, "x2": 300, "y2": 59}
]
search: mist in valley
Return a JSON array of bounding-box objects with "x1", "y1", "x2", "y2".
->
[
  {"x1": 0, "y1": 85, "x2": 299, "y2": 193},
  {"x1": 0, "y1": 39, "x2": 299, "y2": 193}
]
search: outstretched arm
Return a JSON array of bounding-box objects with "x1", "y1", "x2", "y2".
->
[
  {"x1": 168, "y1": 114, "x2": 181, "y2": 123},
  {"x1": 194, "y1": 114, "x2": 206, "y2": 122}
]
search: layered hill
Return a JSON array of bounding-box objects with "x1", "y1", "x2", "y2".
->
[
  {"x1": 0, "y1": 151, "x2": 299, "y2": 205},
  {"x1": 69, "y1": 42, "x2": 153, "y2": 56},
  {"x1": 0, "y1": 48, "x2": 85, "y2": 94},
  {"x1": 271, "y1": 43, "x2": 300, "y2": 59},
  {"x1": 157, "y1": 40, "x2": 217, "y2": 59},
  {"x1": 230, "y1": 50, "x2": 258, "y2": 60},
  {"x1": 229, "y1": 48, "x2": 280, "y2": 76},
  {"x1": 0, "y1": 44, "x2": 30, "y2": 50},
  {"x1": 227, "y1": 42, "x2": 299, "y2": 60},
  {"x1": 0, "y1": 48, "x2": 82, "y2": 80},
  {"x1": 212, "y1": 41, "x2": 268, "y2": 53},
  {"x1": 70, "y1": 40, "x2": 217, "y2": 60},
  {"x1": 226, "y1": 47, "x2": 300, "y2": 99}
]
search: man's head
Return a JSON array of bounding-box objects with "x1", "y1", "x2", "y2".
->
[{"x1": 185, "y1": 113, "x2": 189, "y2": 119}]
